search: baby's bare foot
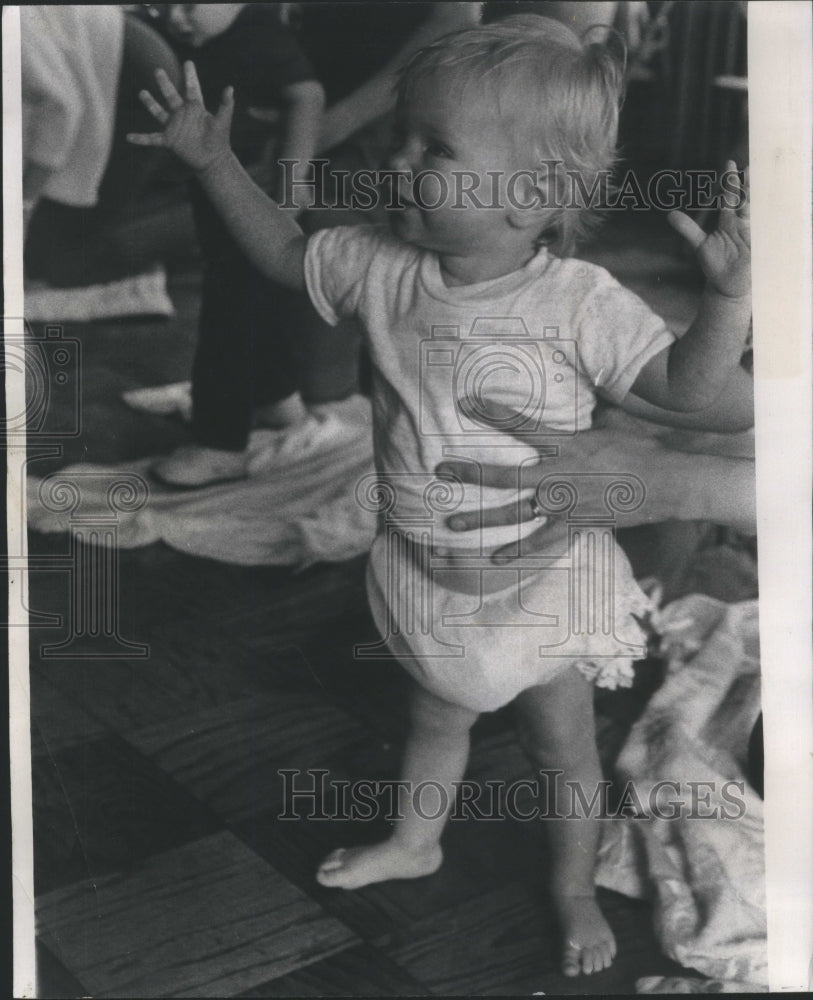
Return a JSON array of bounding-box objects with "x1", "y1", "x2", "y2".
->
[
  {"x1": 555, "y1": 894, "x2": 616, "y2": 977},
  {"x1": 316, "y1": 841, "x2": 442, "y2": 889}
]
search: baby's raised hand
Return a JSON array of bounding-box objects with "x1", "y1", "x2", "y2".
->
[
  {"x1": 667, "y1": 161, "x2": 750, "y2": 299},
  {"x1": 127, "y1": 61, "x2": 234, "y2": 173}
]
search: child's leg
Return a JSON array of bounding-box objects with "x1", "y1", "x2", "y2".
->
[
  {"x1": 190, "y1": 259, "x2": 299, "y2": 451},
  {"x1": 515, "y1": 669, "x2": 616, "y2": 978},
  {"x1": 153, "y1": 190, "x2": 303, "y2": 487},
  {"x1": 317, "y1": 680, "x2": 479, "y2": 889}
]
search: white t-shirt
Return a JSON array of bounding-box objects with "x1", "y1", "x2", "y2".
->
[{"x1": 305, "y1": 225, "x2": 674, "y2": 548}]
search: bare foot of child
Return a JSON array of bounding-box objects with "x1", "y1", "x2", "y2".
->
[
  {"x1": 555, "y1": 894, "x2": 617, "y2": 977},
  {"x1": 316, "y1": 841, "x2": 443, "y2": 889}
]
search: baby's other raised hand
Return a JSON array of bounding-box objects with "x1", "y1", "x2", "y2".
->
[
  {"x1": 127, "y1": 61, "x2": 234, "y2": 174},
  {"x1": 667, "y1": 161, "x2": 750, "y2": 299}
]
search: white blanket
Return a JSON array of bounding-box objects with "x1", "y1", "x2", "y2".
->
[
  {"x1": 595, "y1": 594, "x2": 766, "y2": 989},
  {"x1": 28, "y1": 396, "x2": 377, "y2": 568}
]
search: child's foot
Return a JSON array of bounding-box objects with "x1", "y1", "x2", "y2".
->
[
  {"x1": 151, "y1": 444, "x2": 248, "y2": 488},
  {"x1": 316, "y1": 841, "x2": 443, "y2": 890},
  {"x1": 555, "y1": 894, "x2": 616, "y2": 977}
]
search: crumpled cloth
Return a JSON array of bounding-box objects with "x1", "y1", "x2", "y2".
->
[
  {"x1": 596, "y1": 594, "x2": 766, "y2": 989},
  {"x1": 27, "y1": 396, "x2": 377, "y2": 568},
  {"x1": 25, "y1": 267, "x2": 174, "y2": 323}
]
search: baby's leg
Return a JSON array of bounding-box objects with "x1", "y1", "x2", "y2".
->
[
  {"x1": 515, "y1": 670, "x2": 616, "y2": 978},
  {"x1": 317, "y1": 680, "x2": 479, "y2": 889}
]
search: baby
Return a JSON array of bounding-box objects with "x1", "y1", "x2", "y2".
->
[{"x1": 130, "y1": 14, "x2": 751, "y2": 978}]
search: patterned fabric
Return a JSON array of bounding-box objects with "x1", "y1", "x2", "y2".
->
[{"x1": 597, "y1": 596, "x2": 766, "y2": 987}]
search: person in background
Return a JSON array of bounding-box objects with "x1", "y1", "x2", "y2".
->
[
  {"x1": 145, "y1": 4, "x2": 325, "y2": 487},
  {"x1": 21, "y1": 6, "x2": 124, "y2": 241},
  {"x1": 23, "y1": 7, "x2": 186, "y2": 286}
]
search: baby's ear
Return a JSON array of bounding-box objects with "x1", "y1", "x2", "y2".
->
[{"x1": 506, "y1": 172, "x2": 554, "y2": 232}]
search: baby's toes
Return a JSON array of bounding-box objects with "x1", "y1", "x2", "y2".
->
[
  {"x1": 316, "y1": 848, "x2": 347, "y2": 878},
  {"x1": 599, "y1": 938, "x2": 616, "y2": 969},
  {"x1": 582, "y1": 945, "x2": 602, "y2": 976},
  {"x1": 590, "y1": 943, "x2": 611, "y2": 974},
  {"x1": 587, "y1": 938, "x2": 616, "y2": 975},
  {"x1": 561, "y1": 944, "x2": 581, "y2": 977}
]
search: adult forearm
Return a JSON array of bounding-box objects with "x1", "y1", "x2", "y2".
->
[
  {"x1": 317, "y1": 2, "x2": 480, "y2": 153},
  {"x1": 275, "y1": 85, "x2": 325, "y2": 205},
  {"x1": 196, "y1": 151, "x2": 305, "y2": 288},
  {"x1": 277, "y1": 106, "x2": 322, "y2": 171},
  {"x1": 669, "y1": 452, "x2": 756, "y2": 533},
  {"x1": 317, "y1": 82, "x2": 391, "y2": 155},
  {"x1": 553, "y1": 436, "x2": 756, "y2": 531}
]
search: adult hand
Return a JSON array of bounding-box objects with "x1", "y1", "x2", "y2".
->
[{"x1": 435, "y1": 403, "x2": 756, "y2": 563}]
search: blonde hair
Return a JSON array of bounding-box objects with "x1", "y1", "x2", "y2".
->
[{"x1": 397, "y1": 15, "x2": 626, "y2": 256}]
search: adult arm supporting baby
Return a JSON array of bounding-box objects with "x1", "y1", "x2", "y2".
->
[
  {"x1": 435, "y1": 416, "x2": 757, "y2": 559},
  {"x1": 273, "y1": 80, "x2": 325, "y2": 208},
  {"x1": 440, "y1": 433, "x2": 756, "y2": 549},
  {"x1": 128, "y1": 61, "x2": 307, "y2": 290}
]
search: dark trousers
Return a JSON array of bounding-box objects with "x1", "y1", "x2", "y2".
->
[
  {"x1": 189, "y1": 183, "x2": 361, "y2": 451},
  {"x1": 189, "y1": 117, "x2": 394, "y2": 451}
]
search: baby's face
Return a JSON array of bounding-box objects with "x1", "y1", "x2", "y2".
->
[
  {"x1": 158, "y1": 4, "x2": 245, "y2": 47},
  {"x1": 386, "y1": 73, "x2": 544, "y2": 266}
]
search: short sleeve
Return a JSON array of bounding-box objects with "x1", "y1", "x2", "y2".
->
[
  {"x1": 304, "y1": 226, "x2": 384, "y2": 326},
  {"x1": 574, "y1": 271, "x2": 675, "y2": 403}
]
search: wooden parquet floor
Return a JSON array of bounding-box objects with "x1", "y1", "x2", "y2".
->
[{"x1": 26, "y1": 216, "x2": 701, "y2": 997}]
